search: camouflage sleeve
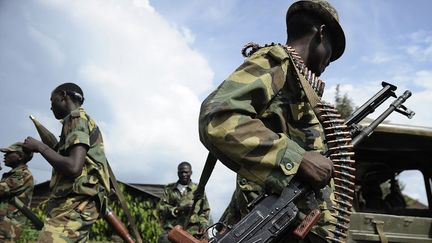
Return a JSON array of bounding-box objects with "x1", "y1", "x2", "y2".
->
[
  {"x1": 158, "y1": 185, "x2": 178, "y2": 219},
  {"x1": 0, "y1": 171, "x2": 32, "y2": 197},
  {"x1": 199, "y1": 46, "x2": 305, "y2": 188},
  {"x1": 197, "y1": 193, "x2": 210, "y2": 228},
  {"x1": 63, "y1": 115, "x2": 90, "y2": 151}
]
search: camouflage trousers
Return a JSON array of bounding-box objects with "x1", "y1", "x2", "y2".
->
[
  {"x1": 0, "y1": 217, "x2": 23, "y2": 243},
  {"x1": 37, "y1": 198, "x2": 100, "y2": 243}
]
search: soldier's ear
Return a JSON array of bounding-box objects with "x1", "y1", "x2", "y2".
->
[
  {"x1": 16, "y1": 153, "x2": 24, "y2": 162},
  {"x1": 318, "y1": 24, "x2": 329, "y2": 44}
]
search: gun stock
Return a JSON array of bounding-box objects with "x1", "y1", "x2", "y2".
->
[
  {"x1": 168, "y1": 225, "x2": 208, "y2": 243},
  {"x1": 104, "y1": 208, "x2": 135, "y2": 243}
]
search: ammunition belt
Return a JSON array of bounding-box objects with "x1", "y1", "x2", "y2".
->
[{"x1": 316, "y1": 103, "x2": 355, "y2": 243}]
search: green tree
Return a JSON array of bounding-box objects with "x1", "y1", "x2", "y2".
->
[
  {"x1": 335, "y1": 84, "x2": 354, "y2": 119},
  {"x1": 90, "y1": 184, "x2": 162, "y2": 242}
]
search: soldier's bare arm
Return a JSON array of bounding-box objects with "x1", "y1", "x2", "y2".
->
[{"x1": 23, "y1": 136, "x2": 87, "y2": 177}]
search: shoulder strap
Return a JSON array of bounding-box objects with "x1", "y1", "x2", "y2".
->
[{"x1": 287, "y1": 55, "x2": 321, "y2": 109}]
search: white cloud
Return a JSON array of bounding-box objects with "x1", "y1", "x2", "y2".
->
[
  {"x1": 361, "y1": 52, "x2": 399, "y2": 65},
  {"x1": 180, "y1": 26, "x2": 196, "y2": 44},
  {"x1": 28, "y1": 26, "x2": 65, "y2": 66},
  {"x1": 30, "y1": 0, "x2": 240, "y2": 219},
  {"x1": 408, "y1": 30, "x2": 432, "y2": 44},
  {"x1": 402, "y1": 30, "x2": 432, "y2": 62},
  {"x1": 413, "y1": 70, "x2": 432, "y2": 89}
]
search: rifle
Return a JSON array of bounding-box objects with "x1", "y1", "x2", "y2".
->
[
  {"x1": 29, "y1": 115, "x2": 141, "y2": 243},
  {"x1": 12, "y1": 197, "x2": 44, "y2": 230},
  {"x1": 169, "y1": 82, "x2": 415, "y2": 243}
]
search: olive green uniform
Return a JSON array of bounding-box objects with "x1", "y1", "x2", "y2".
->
[
  {"x1": 37, "y1": 108, "x2": 110, "y2": 243},
  {"x1": 157, "y1": 181, "x2": 210, "y2": 242},
  {"x1": 0, "y1": 164, "x2": 34, "y2": 242},
  {"x1": 199, "y1": 45, "x2": 336, "y2": 241}
]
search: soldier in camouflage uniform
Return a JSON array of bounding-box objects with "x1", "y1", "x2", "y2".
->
[
  {"x1": 199, "y1": 0, "x2": 346, "y2": 242},
  {"x1": 157, "y1": 162, "x2": 210, "y2": 242},
  {"x1": 0, "y1": 142, "x2": 34, "y2": 242},
  {"x1": 23, "y1": 82, "x2": 110, "y2": 243}
]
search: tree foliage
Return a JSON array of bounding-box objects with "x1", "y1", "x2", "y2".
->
[
  {"x1": 334, "y1": 84, "x2": 355, "y2": 119},
  {"x1": 90, "y1": 184, "x2": 162, "y2": 242},
  {"x1": 17, "y1": 184, "x2": 162, "y2": 242}
]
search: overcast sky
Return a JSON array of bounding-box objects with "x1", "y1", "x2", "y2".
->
[{"x1": 1, "y1": 0, "x2": 431, "y2": 220}]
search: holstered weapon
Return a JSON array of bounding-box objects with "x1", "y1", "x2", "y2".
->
[
  {"x1": 12, "y1": 197, "x2": 44, "y2": 230},
  {"x1": 29, "y1": 116, "x2": 142, "y2": 243}
]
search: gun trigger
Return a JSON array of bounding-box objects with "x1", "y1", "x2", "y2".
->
[{"x1": 292, "y1": 209, "x2": 321, "y2": 240}]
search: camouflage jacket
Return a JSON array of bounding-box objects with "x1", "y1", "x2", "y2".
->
[
  {"x1": 199, "y1": 45, "x2": 336, "y2": 239},
  {"x1": 48, "y1": 107, "x2": 110, "y2": 215},
  {"x1": 0, "y1": 164, "x2": 34, "y2": 223},
  {"x1": 158, "y1": 181, "x2": 210, "y2": 236}
]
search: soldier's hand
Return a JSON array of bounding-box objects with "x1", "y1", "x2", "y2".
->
[
  {"x1": 22, "y1": 136, "x2": 44, "y2": 152},
  {"x1": 298, "y1": 151, "x2": 333, "y2": 190}
]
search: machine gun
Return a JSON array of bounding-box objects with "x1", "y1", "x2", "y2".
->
[{"x1": 169, "y1": 82, "x2": 415, "y2": 243}]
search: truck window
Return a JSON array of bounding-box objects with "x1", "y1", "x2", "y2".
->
[{"x1": 399, "y1": 170, "x2": 428, "y2": 209}]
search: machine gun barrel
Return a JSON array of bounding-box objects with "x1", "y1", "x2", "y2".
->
[
  {"x1": 351, "y1": 90, "x2": 414, "y2": 146},
  {"x1": 345, "y1": 82, "x2": 396, "y2": 127}
]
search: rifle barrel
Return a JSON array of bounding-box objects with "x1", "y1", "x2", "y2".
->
[
  {"x1": 345, "y1": 82, "x2": 396, "y2": 127},
  {"x1": 351, "y1": 90, "x2": 412, "y2": 146}
]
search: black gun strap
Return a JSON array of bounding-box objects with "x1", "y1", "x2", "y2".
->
[
  {"x1": 107, "y1": 162, "x2": 143, "y2": 243},
  {"x1": 12, "y1": 197, "x2": 44, "y2": 230}
]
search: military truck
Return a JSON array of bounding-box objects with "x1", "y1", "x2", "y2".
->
[{"x1": 348, "y1": 122, "x2": 432, "y2": 243}]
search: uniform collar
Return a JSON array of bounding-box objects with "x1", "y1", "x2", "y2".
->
[
  {"x1": 61, "y1": 107, "x2": 85, "y2": 124},
  {"x1": 176, "y1": 180, "x2": 193, "y2": 190},
  {"x1": 8, "y1": 164, "x2": 28, "y2": 173}
]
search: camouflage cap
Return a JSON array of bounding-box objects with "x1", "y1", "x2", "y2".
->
[
  {"x1": 287, "y1": 0, "x2": 346, "y2": 61},
  {"x1": 0, "y1": 142, "x2": 33, "y2": 159}
]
